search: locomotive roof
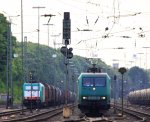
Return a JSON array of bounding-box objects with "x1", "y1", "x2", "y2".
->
[
  {"x1": 24, "y1": 82, "x2": 43, "y2": 85},
  {"x1": 78, "y1": 72, "x2": 110, "y2": 79}
]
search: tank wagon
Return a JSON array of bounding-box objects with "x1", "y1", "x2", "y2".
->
[
  {"x1": 23, "y1": 82, "x2": 76, "y2": 108},
  {"x1": 128, "y1": 88, "x2": 150, "y2": 105},
  {"x1": 77, "y1": 71, "x2": 111, "y2": 113}
]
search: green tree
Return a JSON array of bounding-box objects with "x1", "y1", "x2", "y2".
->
[
  {"x1": 0, "y1": 14, "x2": 8, "y2": 80},
  {"x1": 128, "y1": 66, "x2": 149, "y2": 86},
  {"x1": 0, "y1": 13, "x2": 17, "y2": 93}
]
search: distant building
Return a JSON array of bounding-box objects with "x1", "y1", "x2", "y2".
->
[{"x1": 113, "y1": 63, "x2": 119, "y2": 69}]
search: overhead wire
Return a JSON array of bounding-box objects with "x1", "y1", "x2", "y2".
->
[
  {"x1": 58, "y1": 0, "x2": 150, "y2": 52},
  {"x1": 93, "y1": 0, "x2": 119, "y2": 50},
  {"x1": 76, "y1": 0, "x2": 121, "y2": 49}
]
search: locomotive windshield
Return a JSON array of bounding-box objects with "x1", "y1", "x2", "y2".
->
[
  {"x1": 25, "y1": 85, "x2": 39, "y2": 90},
  {"x1": 94, "y1": 77, "x2": 106, "y2": 86},
  {"x1": 82, "y1": 77, "x2": 94, "y2": 86},
  {"x1": 82, "y1": 77, "x2": 106, "y2": 87}
]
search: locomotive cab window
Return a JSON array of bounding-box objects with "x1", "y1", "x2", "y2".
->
[
  {"x1": 33, "y1": 86, "x2": 39, "y2": 90},
  {"x1": 25, "y1": 86, "x2": 31, "y2": 90},
  {"x1": 82, "y1": 77, "x2": 94, "y2": 86},
  {"x1": 82, "y1": 77, "x2": 106, "y2": 87},
  {"x1": 95, "y1": 77, "x2": 106, "y2": 87}
]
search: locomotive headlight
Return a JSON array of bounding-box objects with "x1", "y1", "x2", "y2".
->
[
  {"x1": 101, "y1": 97, "x2": 106, "y2": 100},
  {"x1": 83, "y1": 96, "x2": 87, "y2": 100},
  {"x1": 93, "y1": 87, "x2": 96, "y2": 91}
]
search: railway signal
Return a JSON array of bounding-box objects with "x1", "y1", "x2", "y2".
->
[
  {"x1": 62, "y1": 12, "x2": 72, "y2": 118},
  {"x1": 118, "y1": 67, "x2": 127, "y2": 74},
  {"x1": 29, "y1": 72, "x2": 32, "y2": 80},
  {"x1": 60, "y1": 46, "x2": 73, "y2": 59},
  {"x1": 118, "y1": 67, "x2": 127, "y2": 117},
  {"x1": 60, "y1": 46, "x2": 67, "y2": 55},
  {"x1": 67, "y1": 48, "x2": 73, "y2": 59},
  {"x1": 113, "y1": 75, "x2": 117, "y2": 113},
  {"x1": 63, "y1": 12, "x2": 71, "y2": 45}
]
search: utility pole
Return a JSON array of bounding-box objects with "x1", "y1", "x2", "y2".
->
[
  {"x1": 43, "y1": 24, "x2": 53, "y2": 46},
  {"x1": 33, "y1": 6, "x2": 45, "y2": 47},
  {"x1": 51, "y1": 34, "x2": 61, "y2": 49},
  {"x1": 9, "y1": 20, "x2": 13, "y2": 108},
  {"x1": 143, "y1": 47, "x2": 150, "y2": 87},
  {"x1": 42, "y1": 14, "x2": 55, "y2": 47},
  {"x1": 6, "y1": 19, "x2": 13, "y2": 109},
  {"x1": 33, "y1": 6, "x2": 45, "y2": 111},
  {"x1": 24, "y1": 36, "x2": 28, "y2": 82},
  {"x1": 143, "y1": 47, "x2": 150, "y2": 70},
  {"x1": 137, "y1": 53, "x2": 144, "y2": 68},
  {"x1": 113, "y1": 75, "x2": 117, "y2": 113},
  {"x1": 6, "y1": 21, "x2": 10, "y2": 109},
  {"x1": 21, "y1": 0, "x2": 24, "y2": 115},
  {"x1": 29, "y1": 71, "x2": 33, "y2": 113}
]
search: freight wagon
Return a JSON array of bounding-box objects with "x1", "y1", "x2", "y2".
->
[
  {"x1": 23, "y1": 82, "x2": 76, "y2": 108},
  {"x1": 128, "y1": 88, "x2": 150, "y2": 105}
]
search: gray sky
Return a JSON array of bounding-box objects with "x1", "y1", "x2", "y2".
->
[{"x1": 1, "y1": 0, "x2": 150, "y2": 69}]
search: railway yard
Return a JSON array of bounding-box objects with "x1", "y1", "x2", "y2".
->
[
  {"x1": 0, "y1": 102, "x2": 150, "y2": 122},
  {"x1": 1, "y1": 0, "x2": 150, "y2": 122}
]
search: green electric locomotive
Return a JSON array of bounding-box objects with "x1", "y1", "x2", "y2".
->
[{"x1": 77, "y1": 71, "x2": 111, "y2": 113}]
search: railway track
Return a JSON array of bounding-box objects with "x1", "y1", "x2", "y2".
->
[
  {"x1": 0, "y1": 108, "x2": 27, "y2": 117},
  {"x1": 1, "y1": 104, "x2": 149, "y2": 122},
  {"x1": 3, "y1": 108, "x2": 61, "y2": 122},
  {"x1": 0, "y1": 104, "x2": 75, "y2": 122},
  {"x1": 116, "y1": 104, "x2": 150, "y2": 121}
]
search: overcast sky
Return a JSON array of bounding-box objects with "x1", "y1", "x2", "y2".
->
[{"x1": 1, "y1": 0, "x2": 150, "y2": 69}]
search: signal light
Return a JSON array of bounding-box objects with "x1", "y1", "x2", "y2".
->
[
  {"x1": 63, "y1": 12, "x2": 71, "y2": 43},
  {"x1": 65, "y1": 39, "x2": 69, "y2": 45},
  {"x1": 60, "y1": 46, "x2": 67, "y2": 56},
  {"x1": 67, "y1": 48, "x2": 73, "y2": 59},
  {"x1": 64, "y1": 12, "x2": 70, "y2": 20},
  {"x1": 29, "y1": 72, "x2": 32, "y2": 80},
  {"x1": 60, "y1": 46, "x2": 73, "y2": 59}
]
